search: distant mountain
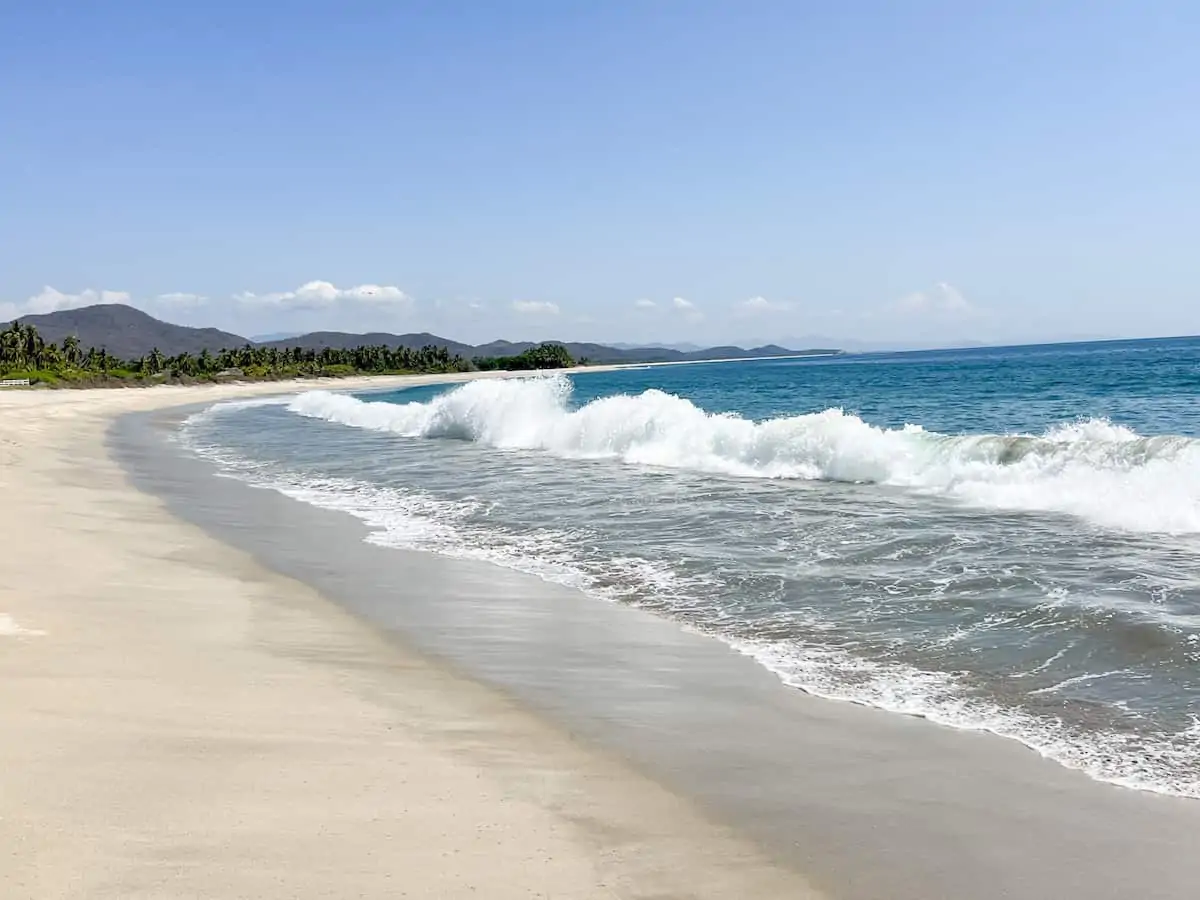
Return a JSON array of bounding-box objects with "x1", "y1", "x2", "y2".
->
[
  {"x1": 745, "y1": 334, "x2": 965, "y2": 353},
  {"x1": 473, "y1": 339, "x2": 537, "y2": 357},
  {"x1": 14, "y1": 304, "x2": 250, "y2": 359},
  {"x1": 260, "y1": 330, "x2": 478, "y2": 358},
  {"x1": 249, "y1": 331, "x2": 305, "y2": 342},
  {"x1": 609, "y1": 341, "x2": 704, "y2": 352},
  {"x1": 261, "y1": 330, "x2": 836, "y2": 364},
  {"x1": 10, "y1": 304, "x2": 841, "y2": 364}
]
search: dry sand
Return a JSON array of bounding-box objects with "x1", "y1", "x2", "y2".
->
[{"x1": 0, "y1": 379, "x2": 822, "y2": 899}]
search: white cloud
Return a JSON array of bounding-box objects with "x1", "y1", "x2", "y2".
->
[
  {"x1": 30, "y1": 287, "x2": 129, "y2": 314},
  {"x1": 1, "y1": 286, "x2": 132, "y2": 321},
  {"x1": 512, "y1": 300, "x2": 560, "y2": 315},
  {"x1": 634, "y1": 298, "x2": 657, "y2": 309},
  {"x1": 935, "y1": 282, "x2": 971, "y2": 312},
  {"x1": 433, "y1": 297, "x2": 486, "y2": 313},
  {"x1": 894, "y1": 282, "x2": 975, "y2": 316},
  {"x1": 237, "y1": 280, "x2": 412, "y2": 310},
  {"x1": 339, "y1": 284, "x2": 409, "y2": 303},
  {"x1": 670, "y1": 296, "x2": 704, "y2": 323},
  {"x1": 736, "y1": 295, "x2": 791, "y2": 314}
]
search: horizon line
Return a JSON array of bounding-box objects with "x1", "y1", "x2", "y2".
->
[{"x1": 8, "y1": 301, "x2": 1198, "y2": 356}]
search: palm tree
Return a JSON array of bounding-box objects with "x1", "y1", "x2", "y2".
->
[
  {"x1": 1, "y1": 322, "x2": 25, "y2": 371},
  {"x1": 2, "y1": 317, "x2": 472, "y2": 382},
  {"x1": 173, "y1": 352, "x2": 195, "y2": 376},
  {"x1": 62, "y1": 334, "x2": 81, "y2": 367},
  {"x1": 21, "y1": 324, "x2": 43, "y2": 369}
]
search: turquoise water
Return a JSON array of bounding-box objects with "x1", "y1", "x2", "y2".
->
[
  {"x1": 390, "y1": 336, "x2": 1200, "y2": 436},
  {"x1": 184, "y1": 337, "x2": 1200, "y2": 798}
]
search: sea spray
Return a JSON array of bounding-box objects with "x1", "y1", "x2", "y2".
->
[
  {"x1": 287, "y1": 378, "x2": 1200, "y2": 534},
  {"x1": 179, "y1": 409, "x2": 1200, "y2": 799},
  {"x1": 182, "y1": 342, "x2": 1200, "y2": 802}
]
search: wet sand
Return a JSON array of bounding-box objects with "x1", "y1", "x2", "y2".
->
[
  {"x1": 0, "y1": 379, "x2": 819, "y2": 899},
  {"x1": 6, "y1": 378, "x2": 1200, "y2": 899},
  {"x1": 124, "y1": 390, "x2": 1200, "y2": 900}
]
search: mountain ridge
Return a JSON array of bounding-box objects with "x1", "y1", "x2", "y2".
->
[
  {"x1": 16, "y1": 304, "x2": 250, "y2": 360},
  {"x1": 8, "y1": 304, "x2": 840, "y2": 363}
]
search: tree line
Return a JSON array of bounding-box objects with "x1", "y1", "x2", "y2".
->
[
  {"x1": 0, "y1": 320, "x2": 577, "y2": 385},
  {"x1": 472, "y1": 342, "x2": 578, "y2": 371}
]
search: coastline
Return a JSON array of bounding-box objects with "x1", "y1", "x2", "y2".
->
[
  {"x1": 7, "y1": 378, "x2": 1200, "y2": 899},
  {"x1": 0, "y1": 350, "x2": 832, "y2": 393},
  {"x1": 0, "y1": 377, "x2": 819, "y2": 899}
]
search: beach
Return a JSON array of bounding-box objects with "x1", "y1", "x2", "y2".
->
[
  {"x1": 6, "y1": 375, "x2": 1200, "y2": 900},
  {"x1": 10, "y1": 1, "x2": 1198, "y2": 895},
  {"x1": 0, "y1": 378, "x2": 818, "y2": 899}
]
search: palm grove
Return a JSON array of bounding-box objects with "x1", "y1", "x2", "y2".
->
[{"x1": 1, "y1": 320, "x2": 577, "y2": 385}]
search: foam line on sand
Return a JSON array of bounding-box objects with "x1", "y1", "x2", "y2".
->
[{"x1": 0, "y1": 378, "x2": 821, "y2": 899}]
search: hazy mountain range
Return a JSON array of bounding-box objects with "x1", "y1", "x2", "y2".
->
[{"x1": 12, "y1": 304, "x2": 841, "y2": 363}]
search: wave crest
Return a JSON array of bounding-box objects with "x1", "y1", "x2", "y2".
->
[{"x1": 287, "y1": 377, "x2": 1200, "y2": 533}]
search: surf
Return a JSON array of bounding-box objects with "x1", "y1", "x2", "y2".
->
[{"x1": 287, "y1": 377, "x2": 1200, "y2": 534}]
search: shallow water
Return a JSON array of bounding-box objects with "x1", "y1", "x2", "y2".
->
[{"x1": 181, "y1": 337, "x2": 1200, "y2": 798}]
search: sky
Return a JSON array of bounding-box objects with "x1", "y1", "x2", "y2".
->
[{"x1": 2, "y1": 1, "x2": 1198, "y2": 348}]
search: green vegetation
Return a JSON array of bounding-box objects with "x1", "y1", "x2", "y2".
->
[
  {"x1": 0, "y1": 320, "x2": 577, "y2": 387},
  {"x1": 473, "y1": 342, "x2": 576, "y2": 371},
  {"x1": 0, "y1": 319, "x2": 471, "y2": 386}
]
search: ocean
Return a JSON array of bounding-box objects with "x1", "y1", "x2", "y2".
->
[{"x1": 180, "y1": 337, "x2": 1200, "y2": 800}]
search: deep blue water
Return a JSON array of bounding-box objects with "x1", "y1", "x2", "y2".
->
[
  {"x1": 388, "y1": 336, "x2": 1200, "y2": 435},
  {"x1": 183, "y1": 337, "x2": 1200, "y2": 799}
]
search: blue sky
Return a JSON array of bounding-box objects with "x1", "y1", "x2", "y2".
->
[{"x1": 2, "y1": 1, "x2": 1197, "y2": 347}]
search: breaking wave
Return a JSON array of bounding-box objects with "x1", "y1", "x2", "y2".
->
[
  {"x1": 287, "y1": 377, "x2": 1200, "y2": 533},
  {"x1": 182, "y1": 390, "x2": 1200, "y2": 799}
]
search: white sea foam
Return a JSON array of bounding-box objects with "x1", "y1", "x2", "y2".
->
[
  {"x1": 173, "y1": 397, "x2": 289, "y2": 444},
  {"x1": 177, "y1": 423, "x2": 707, "y2": 609},
  {"x1": 740, "y1": 638, "x2": 1200, "y2": 799},
  {"x1": 178, "y1": 421, "x2": 1200, "y2": 799},
  {"x1": 287, "y1": 378, "x2": 1200, "y2": 534},
  {"x1": 192, "y1": 396, "x2": 289, "y2": 419}
]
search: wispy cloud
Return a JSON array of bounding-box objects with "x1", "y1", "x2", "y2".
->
[
  {"x1": 670, "y1": 296, "x2": 704, "y2": 323},
  {"x1": 736, "y1": 295, "x2": 791, "y2": 314},
  {"x1": 634, "y1": 298, "x2": 657, "y2": 310},
  {"x1": 236, "y1": 280, "x2": 411, "y2": 310},
  {"x1": 512, "y1": 299, "x2": 560, "y2": 315},
  {"x1": 894, "y1": 282, "x2": 975, "y2": 316}
]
